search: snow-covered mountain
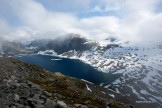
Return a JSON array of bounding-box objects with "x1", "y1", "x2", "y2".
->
[
  {"x1": 21, "y1": 35, "x2": 162, "y2": 108},
  {"x1": 0, "y1": 38, "x2": 31, "y2": 57}
]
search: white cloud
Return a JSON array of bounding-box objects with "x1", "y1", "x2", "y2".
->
[
  {"x1": 137, "y1": 13, "x2": 162, "y2": 42},
  {"x1": 0, "y1": 18, "x2": 31, "y2": 41},
  {"x1": 0, "y1": 0, "x2": 162, "y2": 43}
]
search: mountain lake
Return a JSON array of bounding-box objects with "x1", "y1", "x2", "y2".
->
[{"x1": 15, "y1": 54, "x2": 121, "y2": 84}]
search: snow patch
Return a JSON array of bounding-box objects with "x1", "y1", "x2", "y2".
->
[
  {"x1": 109, "y1": 94, "x2": 115, "y2": 98},
  {"x1": 86, "y1": 84, "x2": 92, "y2": 92}
]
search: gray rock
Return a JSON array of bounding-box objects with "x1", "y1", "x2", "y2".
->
[
  {"x1": 33, "y1": 94, "x2": 40, "y2": 100},
  {"x1": 38, "y1": 100, "x2": 45, "y2": 104},
  {"x1": 27, "y1": 81, "x2": 33, "y2": 87},
  {"x1": 35, "y1": 104, "x2": 45, "y2": 108},
  {"x1": 80, "y1": 105, "x2": 88, "y2": 108},
  {"x1": 40, "y1": 95, "x2": 47, "y2": 100},
  {"x1": 13, "y1": 103, "x2": 25, "y2": 107},
  {"x1": 30, "y1": 89, "x2": 39, "y2": 97},
  {"x1": 43, "y1": 91, "x2": 52, "y2": 97},
  {"x1": 32, "y1": 83, "x2": 41, "y2": 90},
  {"x1": 84, "y1": 100, "x2": 90, "y2": 104},
  {"x1": 56, "y1": 100, "x2": 67, "y2": 108},
  {"x1": 19, "y1": 98, "x2": 27, "y2": 105},
  {"x1": 29, "y1": 94, "x2": 45, "y2": 105},
  {"x1": 10, "y1": 75, "x2": 16, "y2": 80},
  {"x1": 15, "y1": 82, "x2": 21, "y2": 87},
  {"x1": 74, "y1": 104, "x2": 88, "y2": 108},
  {"x1": 11, "y1": 106, "x2": 16, "y2": 108},
  {"x1": 53, "y1": 93, "x2": 64, "y2": 99},
  {"x1": 21, "y1": 83, "x2": 29, "y2": 88},
  {"x1": 45, "y1": 100, "x2": 56, "y2": 108},
  {"x1": 14, "y1": 93, "x2": 20, "y2": 102},
  {"x1": 27, "y1": 98, "x2": 33, "y2": 102},
  {"x1": 74, "y1": 104, "x2": 82, "y2": 107},
  {"x1": 20, "y1": 89, "x2": 30, "y2": 98}
]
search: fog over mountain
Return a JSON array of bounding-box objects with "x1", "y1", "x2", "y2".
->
[{"x1": 0, "y1": 0, "x2": 162, "y2": 43}]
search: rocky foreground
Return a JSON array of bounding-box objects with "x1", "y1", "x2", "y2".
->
[{"x1": 0, "y1": 57, "x2": 132, "y2": 108}]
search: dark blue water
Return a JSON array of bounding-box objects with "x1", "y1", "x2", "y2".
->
[{"x1": 15, "y1": 54, "x2": 121, "y2": 84}]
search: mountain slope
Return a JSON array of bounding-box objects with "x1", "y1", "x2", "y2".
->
[
  {"x1": 22, "y1": 35, "x2": 97, "y2": 54},
  {"x1": 60, "y1": 42, "x2": 162, "y2": 108},
  {"x1": 0, "y1": 57, "x2": 130, "y2": 108}
]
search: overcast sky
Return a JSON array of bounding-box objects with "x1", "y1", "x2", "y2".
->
[{"x1": 0, "y1": 0, "x2": 162, "y2": 42}]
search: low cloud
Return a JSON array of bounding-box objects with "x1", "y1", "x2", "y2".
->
[{"x1": 0, "y1": 0, "x2": 162, "y2": 43}]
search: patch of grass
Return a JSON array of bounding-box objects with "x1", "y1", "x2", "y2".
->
[
  {"x1": 109, "y1": 102, "x2": 126, "y2": 108},
  {"x1": 27, "y1": 71, "x2": 104, "y2": 108}
]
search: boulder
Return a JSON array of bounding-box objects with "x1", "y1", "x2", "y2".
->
[
  {"x1": 43, "y1": 91, "x2": 52, "y2": 97},
  {"x1": 14, "y1": 93, "x2": 20, "y2": 102},
  {"x1": 56, "y1": 100, "x2": 67, "y2": 108},
  {"x1": 45, "y1": 100, "x2": 56, "y2": 108}
]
